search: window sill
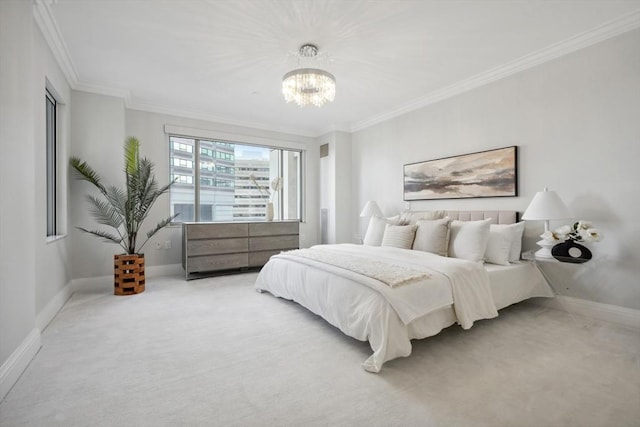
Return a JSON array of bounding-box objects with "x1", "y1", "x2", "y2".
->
[{"x1": 46, "y1": 234, "x2": 67, "y2": 244}]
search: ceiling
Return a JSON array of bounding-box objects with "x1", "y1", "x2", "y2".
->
[{"x1": 40, "y1": 0, "x2": 640, "y2": 137}]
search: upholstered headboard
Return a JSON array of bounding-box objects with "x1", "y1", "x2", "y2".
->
[{"x1": 444, "y1": 210, "x2": 517, "y2": 224}]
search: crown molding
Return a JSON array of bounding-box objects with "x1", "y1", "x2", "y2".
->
[
  {"x1": 350, "y1": 9, "x2": 640, "y2": 132},
  {"x1": 33, "y1": 0, "x2": 79, "y2": 87},
  {"x1": 127, "y1": 100, "x2": 320, "y2": 139},
  {"x1": 33, "y1": 0, "x2": 639, "y2": 137},
  {"x1": 73, "y1": 81, "x2": 132, "y2": 103}
]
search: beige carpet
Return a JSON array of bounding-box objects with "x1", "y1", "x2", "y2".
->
[{"x1": 1, "y1": 272, "x2": 639, "y2": 427}]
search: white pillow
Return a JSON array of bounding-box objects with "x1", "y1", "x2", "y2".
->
[
  {"x1": 448, "y1": 219, "x2": 492, "y2": 262},
  {"x1": 412, "y1": 218, "x2": 451, "y2": 257},
  {"x1": 399, "y1": 210, "x2": 446, "y2": 225},
  {"x1": 363, "y1": 216, "x2": 400, "y2": 246},
  {"x1": 491, "y1": 222, "x2": 525, "y2": 262},
  {"x1": 485, "y1": 225, "x2": 513, "y2": 266},
  {"x1": 381, "y1": 224, "x2": 417, "y2": 249}
]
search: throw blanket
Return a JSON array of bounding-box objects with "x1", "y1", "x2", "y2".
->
[
  {"x1": 274, "y1": 244, "x2": 498, "y2": 328},
  {"x1": 284, "y1": 247, "x2": 430, "y2": 287}
]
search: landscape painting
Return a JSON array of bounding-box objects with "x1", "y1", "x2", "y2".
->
[{"x1": 403, "y1": 146, "x2": 517, "y2": 200}]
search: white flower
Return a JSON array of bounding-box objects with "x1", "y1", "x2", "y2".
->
[
  {"x1": 555, "y1": 225, "x2": 572, "y2": 239},
  {"x1": 576, "y1": 220, "x2": 593, "y2": 231},
  {"x1": 541, "y1": 230, "x2": 563, "y2": 243},
  {"x1": 550, "y1": 219, "x2": 603, "y2": 244},
  {"x1": 249, "y1": 174, "x2": 270, "y2": 197},
  {"x1": 271, "y1": 177, "x2": 282, "y2": 192},
  {"x1": 580, "y1": 228, "x2": 603, "y2": 242}
]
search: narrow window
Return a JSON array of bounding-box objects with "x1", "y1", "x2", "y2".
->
[{"x1": 46, "y1": 90, "x2": 57, "y2": 236}]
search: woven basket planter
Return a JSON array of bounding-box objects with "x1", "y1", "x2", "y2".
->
[{"x1": 114, "y1": 254, "x2": 145, "y2": 295}]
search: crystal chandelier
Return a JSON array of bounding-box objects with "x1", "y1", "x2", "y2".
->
[{"x1": 282, "y1": 44, "x2": 336, "y2": 107}]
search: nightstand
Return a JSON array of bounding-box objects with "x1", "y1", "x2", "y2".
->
[{"x1": 521, "y1": 250, "x2": 559, "y2": 294}]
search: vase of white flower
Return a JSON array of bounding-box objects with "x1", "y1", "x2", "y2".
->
[
  {"x1": 266, "y1": 202, "x2": 274, "y2": 221},
  {"x1": 544, "y1": 220, "x2": 603, "y2": 263},
  {"x1": 249, "y1": 174, "x2": 282, "y2": 221}
]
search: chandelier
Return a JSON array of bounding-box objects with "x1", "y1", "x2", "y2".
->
[{"x1": 282, "y1": 44, "x2": 336, "y2": 107}]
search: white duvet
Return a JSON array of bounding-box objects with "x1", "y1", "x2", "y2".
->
[{"x1": 255, "y1": 244, "x2": 499, "y2": 372}]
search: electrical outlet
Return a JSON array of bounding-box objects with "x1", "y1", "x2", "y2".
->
[
  {"x1": 164, "y1": 240, "x2": 172, "y2": 249},
  {"x1": 155, "y1": 242, "x2": 162, "y2": 249},
  {"x1": 405, "y1": 202, "x2": 411, "y2": 209}
]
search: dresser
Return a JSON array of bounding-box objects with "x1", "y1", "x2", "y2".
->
[{"x1": 182, "y1": 221, "x2": 299, "y2": 280}]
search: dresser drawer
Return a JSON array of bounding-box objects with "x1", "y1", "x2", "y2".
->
[
  {"x1": 249, "y1": 235, "x2": 299, "y2": 252},
  {"x1": 248, "y1": 250, "x2": 282, "y2": 267},
  {"x1": 186, "y1": 223, "x2": 248, "y2": 239},
  {"x1": 187, "y1": 238, "x2": 248, "y2": 256},
  {"x1": 249, "y1": 222, "x2": 299, "y2": 237},
  {"x1": 187, "y1": 253, "x2": 249, "y2": 273}
]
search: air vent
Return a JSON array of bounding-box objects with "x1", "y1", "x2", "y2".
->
[{"x1": 320, "y1": 143, "x2": 329, "y2": 158}]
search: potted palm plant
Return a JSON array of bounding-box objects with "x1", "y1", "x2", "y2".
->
[{"x1": 70, "y1": 136, "x2": 177, "y2": 295}]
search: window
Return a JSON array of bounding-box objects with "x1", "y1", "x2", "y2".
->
[
  {"x1": 173, "y1": 141, "x2": 193, "y2": 153},
  {"x1": 46, "y1": 90, "x2": 57, "y2": 236},
  {"x1": 169, "y1": 135, "x2": 302, "y2": 222},
  {"x1": 173, "y1": 158, "x2": 193, "y2": 168}
]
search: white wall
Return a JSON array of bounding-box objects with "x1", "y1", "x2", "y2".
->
[
  {"x1": 34, "y1": 21, "x2": 72, "y2": 318},
  {"x1": 68, "y1": 101, "x2": 320, "y2": 279},
  {"x1": 318, "y1": 131, "x2": 353, "y2": 244},
  {"x1": 0, "y1": 0, "x2": 72, "y2": 399},
  {"x1": 351, "y1": 29, "x2": 640, "y2": 310},
  {"x1": 0, "y1": 0, "x2": 38, "y2": 370},
  {"x1": 69, "y1": 91, "x2": 125, "y2": 278}
]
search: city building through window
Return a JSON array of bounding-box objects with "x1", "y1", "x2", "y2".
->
[{"x1": 169, "y1": 135, "x2": 302, "y2": 222}]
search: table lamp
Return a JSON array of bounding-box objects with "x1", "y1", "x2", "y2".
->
[
  {"x1": 360, "y1": 201, "x2": 383, "y2": 218},
  {"x1": 522, "y1": 187, "x2": 570, "y2": 258}
]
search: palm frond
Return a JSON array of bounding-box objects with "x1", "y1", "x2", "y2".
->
[
  {"x1": 85, "y1": 195, "x2": 124, "y2": 230},
  {"x1": 76, "y1": 227, "x2": 125, "y2": 250},
  {"x1": 69, "y1": 157, "x2": 106, "y2": 194},
  {"x1": 124, "y1": 137, "x2": 140, "y2": 176},
  {"x1": 137, "y1": 214, "x2": 179, "y2": 252},
  {"x1": 104, "y1": 185, "x2": 127, "y2": 218}
]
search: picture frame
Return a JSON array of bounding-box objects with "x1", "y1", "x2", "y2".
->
[{"x1": 403, "y1": 146, "x2": 518, "y2": 201}]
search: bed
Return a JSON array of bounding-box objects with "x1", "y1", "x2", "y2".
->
[{"x1": 254, "y1": 210, "x2": 554, "y2": 372}]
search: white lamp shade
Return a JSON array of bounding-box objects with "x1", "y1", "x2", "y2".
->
[
  {"x1": 522, "y1": 188, "x2": 570, "y2": 220},
  {"x1": 360, "y1": 201, "x2": 383, "y2": 218}
]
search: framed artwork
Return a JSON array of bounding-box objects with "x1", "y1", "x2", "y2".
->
[{"x1": 403, "y1": 146, "x2": 517, "y2": 201}]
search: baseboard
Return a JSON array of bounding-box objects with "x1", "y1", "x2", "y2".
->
[
  {"x1": 0, "y1": 329, "x2": 41, "y2": 401},
  {"x1": 148, "y1": 263, "x2": 182, "y2": 278},
  {"x1": 529, "y1": 296, "x2": 640, "y2": 329},
  {"x1": 36, "y1": 282, "x2": 73, "y2": 332},
  {"x1": 72, "y1": 263, "x2": 183, "y2": 294}
]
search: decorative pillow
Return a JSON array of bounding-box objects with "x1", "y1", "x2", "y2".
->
[
  {"x1": 363, "y1": 216, "x2": 400, "y2": 246},
  {"x1": 412, "y1": 218, "x2": 451, "y2": 257},
  {"x1": 485, "y1": 225, "x2": 513, "y2": 266},
  {"x1": 490, "y1": 222, "x2": 526, "y2": 262},
  {"x1": 381, "y1": 224, "x2": 417, "y2": 249},
  {"x1": 448, "y1": 219, "x2": 492, "y2": 262},
  {"x1": 509, "y1": 222, "x2": 525, "y2": 262},
  {"x1": 399, "y1": 210, "x2": 446, "y2": 225}
]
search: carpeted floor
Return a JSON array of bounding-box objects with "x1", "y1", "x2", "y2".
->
[{"x1": 1, "y1": 272, "x2": 639, "y2": 427}]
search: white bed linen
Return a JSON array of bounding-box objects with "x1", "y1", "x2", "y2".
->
[
  {"x1": 485, "y1": 262, "x2": 554, "y2": 310},
  {"x1": 255, "y1": 245, "x2": 553, "y2": 373},
  {"x1": 273, "y1": 244, "x2": 497, "y2": 326}
]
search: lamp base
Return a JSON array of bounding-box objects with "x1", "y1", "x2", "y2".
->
[{"x1": 534, "y1": 239, "x2": 557, "y2": 259}]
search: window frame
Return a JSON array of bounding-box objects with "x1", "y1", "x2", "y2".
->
[
  {"x1": 168, "y1": 133, "x2": 304, "y2": 223},
  {"x1": 45, "y1": 89, "x2": 57, "y2": 237}
]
